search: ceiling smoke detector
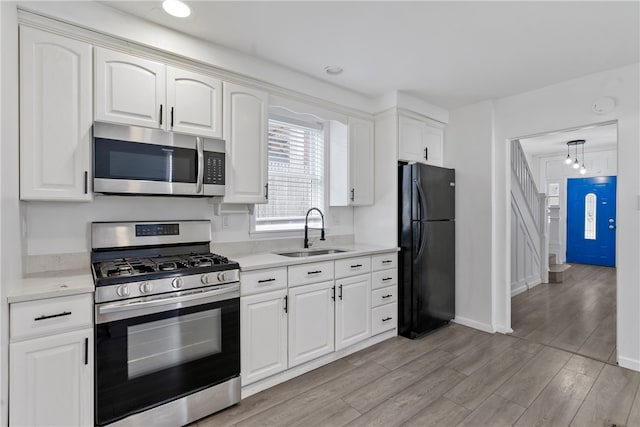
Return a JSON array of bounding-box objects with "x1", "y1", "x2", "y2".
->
[
  {"x1": 324, "y1": 66, "x2": 343, "y2": 76},
  {"x1": 162, "y1": 0, "x2": 191, "y2": 18}
]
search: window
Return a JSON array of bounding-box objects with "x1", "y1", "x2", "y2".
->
[
  {"x1": 584, "y1": 193, "x2": 596, "y2": 240},
  {"x1": 254, "y1": 116, "x2": 325, "y2": 232}
]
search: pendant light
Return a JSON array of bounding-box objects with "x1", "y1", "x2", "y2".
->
[{"x1": 566, "y1": 140, "x2": 586, "y2": 173}]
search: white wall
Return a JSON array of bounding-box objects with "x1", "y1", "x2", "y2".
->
[
  {"x1": 535, "y1": 148, "x2": 618, "y2": 264},
  {"x1": 0, "y1": 2, "x2": 22, "y2": 424},
  {"x1": 493, "y1": 64, "x2": 639, "y2": 370},
  {"x1": 443, "y1": 100, "x2": 495, "y2": 333}
]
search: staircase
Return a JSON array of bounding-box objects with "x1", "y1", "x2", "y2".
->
[
  {"x1": 510, "y1": 140, "x2": 548, "y2": 296},
  {"x1": 548, "y1": 253, "x2": 571, "y2": 283}
]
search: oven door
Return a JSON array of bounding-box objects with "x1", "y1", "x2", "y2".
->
[
  {"x1": 93, "y1": 123, "x2": 204, "y2": 196},
  {"x1": 95, "y1": 284, "x2": 240, "y2": 426}
]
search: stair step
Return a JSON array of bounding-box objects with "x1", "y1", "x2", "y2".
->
[{"x1": 549, "y1": 264, "x2": 571, "y2": 283}]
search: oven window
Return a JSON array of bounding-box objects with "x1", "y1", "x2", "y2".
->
[
  {"x1": 95, "y1": 138, "x2": 197, "y2": 183},
  {"x1": 127, "y1": 309, "x2": 222, "y2": 379}
]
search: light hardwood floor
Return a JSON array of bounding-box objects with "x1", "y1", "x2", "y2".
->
[
  {"x1": 196, "y1": 321, "x2": 639, "y2": 426},
  {"x1": 511, "y1": 263, "x2": 617, "y2": 363}
]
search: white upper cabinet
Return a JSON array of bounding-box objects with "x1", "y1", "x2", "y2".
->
[
  {"x1": 348, "y1": 117, "x2": 375, "y2": 205},
  {"x1": 95, "y1": 48, "x2": 166, "y2": 129},
  {"x1": 20, "y1": 26, "x2": 92, "y2": 201},
  {"x1": 222, "y1": 82, "x2": 268, "y2": 204},
  {"x1": 95, "y1": 48, "x2": 222, "y2": 138},
  {"x1": 166, "y1": 66, "x2": 222, "y2": 138},
  {"x1": 398, "y1": 114, "x2": 444, "y2": 166},
  {"x1": 329, "y1": 117, "x2": 374, "y2": 206}
]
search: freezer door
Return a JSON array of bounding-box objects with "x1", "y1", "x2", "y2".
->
[
  {"x1": 412, "y1": 164, "x2": 455, "y2": 221},
  {"x1": 411, "y1": 220, "x2": 455, "y2": 334}
]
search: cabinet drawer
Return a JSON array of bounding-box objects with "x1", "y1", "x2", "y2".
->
[
  {"x1": 372, "y1": 269, "x2": 397, "y2": 290},
  {"x1": 372, "y1": 303, "x2": 397, "y2": 335},
  {"x1": 335, "y1": 256, "x2": 371, "y2": 279},
  {"x1": 371, "y1": 252, "x2": 397, "y2": 271},
  {"x1": 372, "y1": 286, "x2": 397, "y2": 308},
  {"x1": 10, "y1": 293, "x2": 93, "y2": 340},
  {"x1": 288, "y1": 261, "x2": 334, "y2": 287},
  {"x1": 241, "y1": 267, "x2": 287, "y2": 296}
]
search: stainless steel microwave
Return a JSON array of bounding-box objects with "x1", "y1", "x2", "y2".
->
[{"x1": 93, "y1": 122, "x2": 225, "y2": 197}]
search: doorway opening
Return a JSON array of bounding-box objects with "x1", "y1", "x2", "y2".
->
[{"x1": 509, "y1": 121, "x2": 618, "y2": 364}]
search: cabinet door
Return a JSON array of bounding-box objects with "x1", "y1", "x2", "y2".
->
[
  {"x1": 348, "y1": 117, "x2": 375, "y2": 205},
  {"x1": 398, "y1": 115, "x2": 444, "y2": 166},
  {"x1": 241, "y1": 290, "x2": 288, "y2": 385},
  {"x1": 222, "y1": 82, "x2": 268, "y2": 204},
  {"x1": 288, "y1": 281, "x2": 335, "y2": 367},
  {"x1": 95, "y1": 47, "x2": 166, "y2": 129},
  {"x1": 20, "y1": 27, "x2": 92, "y2": 201},
  {"x1": 10, "y1": 328, "x2": 93, "y2": 427},
  {"x1": 335, "y1": 274, "x2": 371, "y2": 350},
  {"x1": 166, "y1": 66, "x2": 222, "y2": 138}
]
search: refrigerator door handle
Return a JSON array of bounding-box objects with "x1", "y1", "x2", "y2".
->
[
  {"x1": 415, "y1": 221, "x2": 427, "y2": 262},
  {"x1": 414, "y1": 179, "x2": 428, "y2": 221}
]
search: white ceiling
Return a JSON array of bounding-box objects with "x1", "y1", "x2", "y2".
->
[
  {"x1": 519, "y1": 122, "x2": 617, "y2": 157},
  {"x1": 101, "y1": 1, "x2": 639, "y2": 109}
]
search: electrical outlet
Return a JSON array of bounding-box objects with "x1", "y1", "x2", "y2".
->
[{"x1": 222, "y1": 215, "x2": 229, "y2": 229}]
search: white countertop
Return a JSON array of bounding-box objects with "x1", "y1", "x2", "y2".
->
[
  {"x1": 7, "y1": 269, "x2": 95, "y2": 304},
  {"x1": 230, "y1": 244, "x2": 399, "y2": 271}
]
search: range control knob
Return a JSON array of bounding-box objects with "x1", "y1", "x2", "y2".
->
[
  {"x1": 217, "y1": 272, "x2": 226, "y2": 283},
  {"x1": 172, "y1": 278, "x2": 184, "y2": 289},
  {"x1": 139, "y1": 282, "x2": 152, "y2": 294},
  {"x1": 116, "y1": 284, "x2": 130, "y2": 298},
  {"x1": 200, "y1": 274, "x2": 210, "y2": 285}
]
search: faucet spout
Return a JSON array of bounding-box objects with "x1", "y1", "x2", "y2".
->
[{"x1": 304, "y1": 207, "x2": 325, "y2": 249}]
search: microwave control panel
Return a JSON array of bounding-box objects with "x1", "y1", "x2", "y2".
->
[{"x1": 204, "y1": 152, "x2": 225, "y2": 185}]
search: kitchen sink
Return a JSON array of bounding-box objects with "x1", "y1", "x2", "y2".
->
[{"x1": 277, "y1": 249, "x2": 348, "y2": 257}]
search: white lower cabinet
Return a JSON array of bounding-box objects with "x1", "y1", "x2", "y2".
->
[
  {"x1": 10, "y1": 328, "x2": 93, "y2": 427},
  {"x1": 335, "y1": 274, "x2": 371, "y2": 350},
  {"x1": 288, "y1": 280, "x2": 335, "y2": 367},
  {"x1": 241, "y1": 289, "x2": 288, "y2": 385}
]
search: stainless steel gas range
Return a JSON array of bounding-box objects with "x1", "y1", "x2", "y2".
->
[{"x1": 91, "y1": 220, "x2": 240, "y2": 427}]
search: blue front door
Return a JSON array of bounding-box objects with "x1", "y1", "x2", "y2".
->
[{"x1": 566, "y1": 176, "x2": 616, "y2": 267}]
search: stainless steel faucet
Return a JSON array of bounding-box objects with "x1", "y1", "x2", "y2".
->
[{"x1": 304, "y1": 208, "x2": 325, "y2": 248}]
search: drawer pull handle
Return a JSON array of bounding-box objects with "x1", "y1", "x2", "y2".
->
[
  {"x1": 382, "y1": 317, "x2": 393, "y2": 322},
  {"x1": 84, "y1": 337, "x2": 88, "y2": 365},
  {"x1": 382, "y1": 294, "x2": 393, "y2": 299},
  {"x1": 382, "y1": 277, "x2": 393, "y2": 281},
  {"x1": 382, "y1": 260, "x2": 393, "y2": 264},
  {"x1": 307, "y1": 270, "x2": 322, "y2": 275},
  {"x1": 34, "y1": 311, "x2": 71, "y2": 321},
  {"x1": 258, "y1": 278, "x2": 276, "y2": 283},
  {"x1": 350, "y1": 264, "x2": 363, "y2": 268}
]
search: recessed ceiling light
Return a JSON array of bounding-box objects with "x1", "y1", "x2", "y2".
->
[
  {"x1": 324, "y1": 66, "x2": 343, "y2": 76},
  {"x1": 163, "y1": 0, "x2": 191, "y2": 18}
]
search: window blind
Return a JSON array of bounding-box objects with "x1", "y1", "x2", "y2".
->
[{"x1": 255, "y1": 118, "x2": 325, "y2": 231}]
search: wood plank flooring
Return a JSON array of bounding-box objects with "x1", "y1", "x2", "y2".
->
[
  {"x1": 511, "y1": 263, "x2": 617, "y2": 363},
  {"x1": 196, "y1": 323, "x2": 639, "y2": 427},
  {"x1": 193, "y1": 264, "x2": 628, "y2": 426}
]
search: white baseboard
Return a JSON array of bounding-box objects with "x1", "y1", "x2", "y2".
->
[
  {"x1": 494, "y1": 324, "x2": 514, "y2": 334},
  {"x1": 526, "y1": 277, "x2": 542, "y2": 287},
  {"x1": 618, "y1": 356, "x2": 640, "y2": 372},
  {"x1": 452, "y1": 316, "x2": 495, "y2": 334},
  {"x1": 511, "y1": 284, "x2": 528, "y2": 297}
]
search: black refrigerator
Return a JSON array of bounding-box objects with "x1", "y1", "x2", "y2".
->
[{"x1": 398, "y1": 163, "x2": 455, "y2": 338}]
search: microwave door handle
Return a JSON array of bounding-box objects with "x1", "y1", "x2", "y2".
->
[{"x1": 196, "y1": 137, "x2": 204, "y2": 194}]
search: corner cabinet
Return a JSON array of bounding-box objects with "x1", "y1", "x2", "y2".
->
[
  {"x1": 329, "y1": 117, "x2": 375, "y2": 206},
  {"x1": 94, "y1": 47, "x2": 223, "y2": 138},
  {"x1": 398, "y1": 114, "x2": 444, "y2": 166},
  {"x1": 19, "y1": 26, "x2": 92, "y2": 201},
  {"x1": 222, "y1": 82, "x2": 269, "y2": 204}
]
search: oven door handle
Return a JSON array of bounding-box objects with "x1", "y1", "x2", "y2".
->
[{"x1": 96, "y1": 283, "x2": 239, "y2": 324}]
